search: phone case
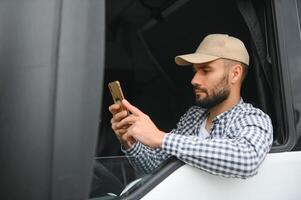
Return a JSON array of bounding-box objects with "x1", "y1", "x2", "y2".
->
[{"x1": 108, "y1": 80, "x2": 127, "y2": 112}]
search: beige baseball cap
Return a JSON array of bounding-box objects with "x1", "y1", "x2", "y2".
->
[{"x1": 175, "y1": 34, "x2": 249, "y2": 66}]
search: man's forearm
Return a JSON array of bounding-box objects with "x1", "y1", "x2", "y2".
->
[
  {"x1": 162, "y1": 129, "x2": 272, "y2": 178},
  {"x1": 123, "y1": 142, "x2": 171, "y2": 174}
]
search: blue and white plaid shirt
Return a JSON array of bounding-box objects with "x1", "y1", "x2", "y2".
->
[{"x1": 123, "y1": 99, "x2": 273, "y2": 178}]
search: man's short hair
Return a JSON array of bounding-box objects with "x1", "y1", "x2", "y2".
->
[{"x1": 222, "y1": 59, "x2": 248, "y2": 82}]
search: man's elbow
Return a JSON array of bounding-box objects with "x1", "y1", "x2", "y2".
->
[{"x1": 240, "y1": 158, "x2": 264, "y2": 179}]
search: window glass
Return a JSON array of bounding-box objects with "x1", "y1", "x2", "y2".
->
[{"x1": 89, "y1": 156, "x2": 146, "y2": 198}]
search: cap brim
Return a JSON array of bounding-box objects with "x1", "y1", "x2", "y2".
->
[{"x1": 175, "y1": 53, "x2": 220, "y2": 66}]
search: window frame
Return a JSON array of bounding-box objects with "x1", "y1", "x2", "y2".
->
[{"x1": 268, "y1": 0, "x2": 300, "y2": 152}]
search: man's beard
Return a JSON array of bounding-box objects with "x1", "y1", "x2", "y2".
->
[{"x1": 194, "y1": 76, "x2": 230, "y2": 109}]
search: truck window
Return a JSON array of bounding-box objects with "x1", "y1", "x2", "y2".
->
[{"x1": 90, "y1": 0, "x2": 293, "y2": 198}]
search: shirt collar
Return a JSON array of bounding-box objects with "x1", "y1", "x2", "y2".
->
[{"x1": 212, "y1": 98, "x2": 244, "y2": 123}]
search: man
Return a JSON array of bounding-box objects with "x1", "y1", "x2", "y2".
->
[{"x1": 109, "y1": 34, "x2": 273, "y2": 178}]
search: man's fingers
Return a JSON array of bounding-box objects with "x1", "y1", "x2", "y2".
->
[
  {"x1": 111, "y1": 122, "x2": 127, "y2": 135},
  {"x1": 117, "y1": 115, "x2": 137, "y2": 128},
  {"x1": 111, "y1": 119, "x2": 130, "y2": 130},
  {"x1": 117, "y1": 129, "x2": 127, "y2": 136},
  {"x1": 113, "y1": 110, "x2": 128, "y2": 122},
  {"x1": 122, "y1": 99, "x2": 144, "y2": 116},
  {"x1": 109, "y1": 103, "x2": 121, "y2": 115}
]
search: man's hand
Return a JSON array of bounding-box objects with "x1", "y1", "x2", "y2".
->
[
  {"x1": 109, "y1": 103, "x2": 136, "y2": 149},
  {"x1": 116, "y1": 99, "x2": 165, "y2": 149}
]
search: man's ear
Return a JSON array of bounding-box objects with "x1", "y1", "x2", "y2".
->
[{"x1": 230, "y1": 64, "x2": 243, "y2": 84}]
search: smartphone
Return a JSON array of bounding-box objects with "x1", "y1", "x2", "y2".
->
[{"x1": 108, "y1": 80, "x2": 128, "y2": 113}]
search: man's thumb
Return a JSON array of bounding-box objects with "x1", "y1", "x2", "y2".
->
[{"x1": 122, "y1": 99, "x2": 143, "y2": 116}]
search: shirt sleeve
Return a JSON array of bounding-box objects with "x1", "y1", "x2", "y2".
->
[
  {"x1": 122, "y1": 141, "x2": 171, "y2": 174},
  {"x1": 121, "y1": 107, "x2": 197, "y2": 174},
  {"x1": 161, "y1": 113, "x2": 273, "y2": 178}
]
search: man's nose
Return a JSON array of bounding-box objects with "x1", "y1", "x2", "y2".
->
[{"x1": 191, "y1": 72, "x2": 201, "y2": 85}]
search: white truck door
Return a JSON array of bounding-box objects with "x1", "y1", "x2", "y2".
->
[{"x1": 142, "y1": 152, "x2": 301, "y2": 200}]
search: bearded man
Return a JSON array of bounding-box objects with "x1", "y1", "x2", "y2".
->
[{"x1": 109, "y1": 34, "x2": 273, "y2": 178}]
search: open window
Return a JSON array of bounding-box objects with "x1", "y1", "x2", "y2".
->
[
  {"x1": 97, "y1": 0, "x2": 291, "y2": 155},
  {"x1": 90, "y1": 0, "x2": 294, "y2": 199}
]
